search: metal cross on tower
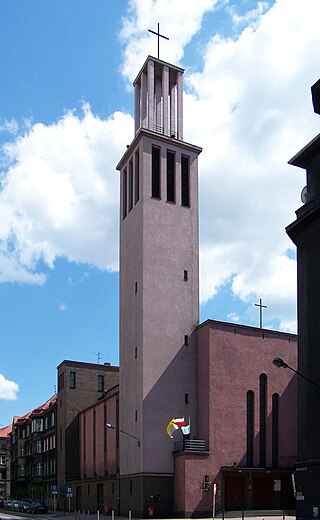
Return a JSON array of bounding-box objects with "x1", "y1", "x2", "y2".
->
[
  {"x1": 255, "y1": 298, "x2": 267, "y2": 329},
  {"x1": 148, "y1": 23, "x2": 169, "y2": 59}
]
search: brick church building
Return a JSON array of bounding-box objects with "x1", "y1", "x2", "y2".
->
[{"x1": 58, "y1": 54, "x2": 298, "y2": 517}]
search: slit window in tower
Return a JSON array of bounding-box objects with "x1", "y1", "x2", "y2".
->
[
  {"x1": 123, "y1": 168, "x2": 127, "y2": 219},
  {"x1": 135, "y1": 149, "x2": 140, "y2": 204},
  {"x1": 167, "y1": 150, "x2": 175, "y2": 203},
  {"x1": 181, "y1": 155, "x2": 190, "y2": 207},
  {"x1": 129, "y1": 159, "x2": 133, "y2": 212},
  {"x1": 152, "y1": 146, "x2": 161, "y2": 199}
]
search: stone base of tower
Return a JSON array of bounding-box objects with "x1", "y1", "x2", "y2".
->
[{"x1": 119, "y1": 474, "x2": 174, "y2": 518}]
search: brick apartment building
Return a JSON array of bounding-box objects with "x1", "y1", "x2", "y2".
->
[
  {"x1": 0, "y1": 425, "x2": 12, "y2": 500},
  {"x1": 11, "y1": 395, "x2": 57, "y2": 501},
  {"x1": 56, "y1": 360, "x2": 119, "y2": 510}
]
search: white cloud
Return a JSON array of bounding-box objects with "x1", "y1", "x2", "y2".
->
[
  {"x1": 189, "y1": 0, "x2": 320, "y2": 328},
  {"x1": 0, "y1": 105, "x2": 133, "y2": 282},
  {"x1": 0, "y1": 374, "x2": 19, "y2": 400},
  {"x1": 228, "y1": 1, "x2": 270, "y2": 28},
  {"x1": 0, "y1": 118, "x2": 19, "y2": 134},
  {"x1": 0, "y1": 0, "x2": 319, "y2": 334},
  {"x1": 119, "y1": 0, "x2": 320, "y2": 331},
  {"x1": 57, "y1": 302, "x2": 67, "y2": 312},
  {"x1": 227, "y1": 312, "x2": 240, "y2": 322},
  {"x1": 119, "y1": 0, "x2": 220, "y2": 83}
]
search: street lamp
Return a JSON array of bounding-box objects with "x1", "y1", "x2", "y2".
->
[
  {"x1": 272, "y1": 357, "x2": 320, "y2": 390},
  {"x1": 105, "y1": 422, "x2": 141, "y2": 446},
  {"x1": 105, "y1": 423, "x2": 141, "y2": 516}
]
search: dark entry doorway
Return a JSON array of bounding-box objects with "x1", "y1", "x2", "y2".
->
[{"x1": 225, "y1": 477, "x2": 244, "y2": 509}]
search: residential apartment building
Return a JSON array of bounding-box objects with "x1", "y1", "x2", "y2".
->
[
  {"x1": 0, "y1": 425, "x2": 12, "y2": 500},
  {"x1": 56, "y1": 360, "x2": 119, "y2": 509},
  {"x1": 11, "y1": 395, "x2": 57, "y2": 501}
]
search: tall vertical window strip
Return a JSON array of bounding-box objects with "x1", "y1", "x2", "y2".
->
[
  {"x1": 152, "y1": 146, "x2": 161, "y2": 198},
  {"x1": 83, "y1": 416, "x2": 86, "y2": 460},
  {"x1": 246, "y1": 390, "x2": 254, "y2": 467},
  {"x1": 272, "y1": 393, "x2": 279, "y2": 468},
  {"x1": 123, "y1": 168, "x2": 127, "y2": 219},
  {"x1": 98, "y1": 374, "x2": 104, "y2": 392},
  {"x1": 93, "y1": 410, "x2": 96, "y2": 458},
  {"x1": 135, "y1": 149, "x2": 139, "y2": 204},
  {"x1": 129, "y1": 160, "x2": 133, "y2": 212},
  {"x1": 181, "y1": 155, "x2": 190, "y2": 207},
  {"x1": 104, "y1": 405, "x2": 107, "y2": 453},
  {"x1": 259, "y1": 373, "x2": 267, "y2": 467},
  {"x1": 167, "y1": 150, "x2": 175, "y2": 202},
  {"x1": 70, "y1": 371, "x2": 76, "y2": 389}
]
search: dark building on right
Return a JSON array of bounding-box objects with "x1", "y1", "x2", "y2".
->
[{"x1": 286, "y1": 78, "x2": 320, "y2": 520}]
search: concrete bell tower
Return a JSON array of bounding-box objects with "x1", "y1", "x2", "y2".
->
[{"x1": 116, "y1": 55, "x2": 202, "y2": 517}]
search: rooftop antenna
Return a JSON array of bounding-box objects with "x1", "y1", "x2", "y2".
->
[
  {"x1": 148, "y1": 23, "x2": 169, "y2": 59},
  {"x1": 93, "y1": 351, "x2": 103, "y2": 364}
]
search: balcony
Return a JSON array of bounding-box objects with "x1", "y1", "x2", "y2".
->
[{"x1": 173, "y1": 439, "x2": 209, "y2": 454}]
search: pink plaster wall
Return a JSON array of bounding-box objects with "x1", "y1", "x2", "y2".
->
[
  {"x1": 175, "y1": 320, "x2": 298, "y2": 515},
  {"x1": 118, "y1": 130, "x2": 201, "y2": 476},
  {"x1": 80, "y1": 391, "x2": 118, "y2": 478}
]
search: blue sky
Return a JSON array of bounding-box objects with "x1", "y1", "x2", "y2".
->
[{"x1": 1, "y1": 0, "x2": 320, "y2": 426}]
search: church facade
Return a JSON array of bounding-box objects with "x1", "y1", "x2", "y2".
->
[
  {"x1": 60, "y1": 55, "x2": 298, "y2": 517},
  {"x1": 113, "y1": 55, "x2": 297, "y2": 516}
]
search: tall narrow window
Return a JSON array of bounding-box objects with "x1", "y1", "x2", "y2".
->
[
  {"x1": 129, "y1": 159, "x2": 133, "y2": 212},
  {"x1": 83, "y1": 415, "x2": 86, "y2": 461},
  {"x1": 104, "y1": 405, "x2": 107, "y2": 453},
  {"x1": 123, "y1": 168, "x2": 127, "y2": 219},
  {"x1": 167, "y1": 150, "x2": 175, "y2": 202},
  {"x1": 259, "y1": 373, "x2": 267, "y2": 467},
  {"x1": 70, "y1": 371, "x2": 76, "y2": 389},
  {"x1": 181, "y1": 155, "x2": 190, "y2": 207},
  {"x1": 98, "y1": 375, "x2": 104, "y2": 393},
  {"x1": 152, "y1": 146, "x2": 161, "y2": 198},
  {"x1": 135, "y1": 149, "x2": 139, "y2": 204},
  {"x1": 272, "y1": 393, "x2": 279, "y2": 468},
  {"x1": 246, "y1": 390, "x2": 254, "y2": 466},
  {"x1": 93, "y1": 410, "x2": 96, "y2": 459}
]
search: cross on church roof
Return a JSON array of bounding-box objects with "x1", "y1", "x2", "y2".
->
[
  {"x1": 148, "y1": 23, "x2": 169, "y2": 59},
  {"x1": 255, "y1": 298, "x2": 267, "y2": 329}
]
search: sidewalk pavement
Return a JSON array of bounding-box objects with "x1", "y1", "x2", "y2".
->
[
  {"x1": 0, "y1": 510, "x2": 296, "y2": 520},
  {"x1": 46, "y1": 510, "x2": 296, "y2": 520}
]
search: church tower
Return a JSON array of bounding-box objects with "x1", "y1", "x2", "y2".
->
[{"x1": 116, "y1": 56, "x2": 202, "y2": 516}]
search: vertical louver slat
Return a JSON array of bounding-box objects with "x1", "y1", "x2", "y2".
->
[
  {"x1": 135, "y1": 149, "x2": 139, "y2": 204},
  {"x1": 167, "y1": 150, "x2": 175, "y2": 203},
  {"x1": 123, "y1": 168, "x2": 127, "y2": 219},
  {"x1": 152, "y1": 146, "x2": 161, "y2": 198},
  {"x1": 129, "y1": 160, "x2": 133, "y2": 212},
  {"x1": 181, "y1": 155, "x2": 190, "y2": 207}
]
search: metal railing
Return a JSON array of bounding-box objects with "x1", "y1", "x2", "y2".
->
[
  {"x1": 173, "y1": 439, "x2": 209, "y2": 453},
  {"x1": 153, "y1": 125, "x2": 178, "y2": 139}
]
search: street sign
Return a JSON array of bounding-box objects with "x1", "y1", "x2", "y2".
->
[
  {"x1": 66, "y1": 486, "x2": 73, "y2": 498},
  {"x1": 51, "y1": 484, "x2": 58, "y2": 495}
]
